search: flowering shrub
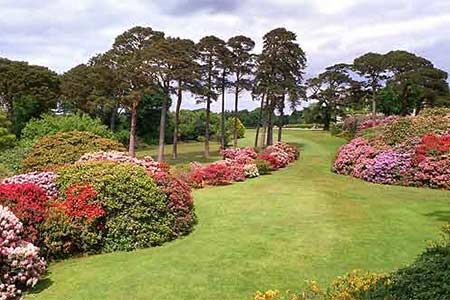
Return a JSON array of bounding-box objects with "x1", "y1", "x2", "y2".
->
[
  {"x1": 56, "y1": 162, "x2": 175, "y2": 252},
  {"x1": 0, "y1": 184, "x2": 49, "y2": 243},
  {"x1": 202, "y1": 161, "x2": 233, "y2": 186},
  {"x1": 0, "y1": 205, "x2": 46, "y2": 300},
  {"x1": 78, "y1": 151, "x2": 196, "y2": 236},
  {"x1": 415, "y1": 133, "x2": 450, "y2": 162},
  {"x1": 357, "y1": 115, "x2": 399, "y2": 131},
  {"x1": 244, "y1": 164, "x2": 259, "y2": 178},
  {"x1": 2, "y1": 171, "x2": 58, "y2": 199},
  {"x1": 78, "y1": 151, "x2": 164, "y2": 175},
  {"x1": 334, "y1": 111, "x2": 450, "y2": 190},
  {"x1": 361, "y1": 149, "x2": 414, "y2": 185},
  {"x1": 221, "y1": 147, "x2": 258, "y2": 164}
]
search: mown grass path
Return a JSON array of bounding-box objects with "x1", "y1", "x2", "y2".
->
[{"x1": 30, "y1": 131, "x2": 450, "y2": 300}]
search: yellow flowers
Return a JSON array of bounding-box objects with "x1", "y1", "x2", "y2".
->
[{"x1": 254, "y1": 290, "x2": 280, "y2": 300}]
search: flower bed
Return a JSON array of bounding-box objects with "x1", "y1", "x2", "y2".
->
[
  {"x1": 333, "y1": 109, "x2": 450, "y2": 189},
  {"x1": 177, "y1": 142, "x2": 299, "y2": 188}
]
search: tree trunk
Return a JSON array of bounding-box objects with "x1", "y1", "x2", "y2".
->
[
  {"x1": 277, "y1": 96, "x2": 285, "y2": 142},
  {"x1": 172, "y1": 83, "x2": 182, "y2": 159},
  {"x1": 254, "y1": 94, "x2": 265, "y2": 148},
  {"x1": 371, "y1": 82, "x2": 377, "y2": 119},
  {"x1": 110, "y1": 102, "x2": 118, "y2": 131},
  {"x1": 157, "y1": 96, "x2": 168, "y2": 162},
  {"x1": 220, "y1": 72, "x2": 226, "y2": 149},
  {"x1": 205, "y1": 97, "x2": 210, "y2": 158},
  {"x1": 128, "y1": 106, "x2": 137, "y2": 157},
  {"x1": 266, "y1": 106, "x2": 273, "y2": 146},
  {"x1": 233, "y1": 77, "x2": 239, "y2": 148}
]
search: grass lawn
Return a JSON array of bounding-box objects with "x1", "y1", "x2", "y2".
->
[{"x1": 29, "y1": 130, "x2": 450, "y2": 300}]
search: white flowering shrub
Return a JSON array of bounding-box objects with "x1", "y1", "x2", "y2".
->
[
  {"x1": 0, "y1": 205, "x2": 46, "y2": 300},
  {"x1": 244, "y1": 164, "x2": 259, "y2": 178}
]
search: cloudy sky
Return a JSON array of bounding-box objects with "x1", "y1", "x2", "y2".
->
[{"x1": 1, "y1": 0, "x2": 450, "y2": 111}]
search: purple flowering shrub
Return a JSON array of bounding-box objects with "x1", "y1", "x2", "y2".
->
[
  {"x1": 361, "y1": 149, "x2": 414, "y2": 184},
  {"x1": 0, "y1": 205, "x2": 46, "y2": 300}
]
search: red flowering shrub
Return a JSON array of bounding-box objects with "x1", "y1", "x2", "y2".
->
[
  {"x1": 56, "y1": 184, "x2": 104, "y2": 224},
  {"x1": 202, "y1": 161, "x2": 233, "y2": 186},
  {"x1": 259, "y1": 143, "x2": 294, "y2": 170},
  {"x1": 0, "y1": 183, "x2": 49, "y2": 243},
  {"x1": 152, "y1": 172, "x2": 196, "y2": 236},
  {"x1": 415, "y1": 133, "x2": 450, "y2": 162},
  {"x1": 413, "y1": 155, "x2": 450, "y2": 189}
]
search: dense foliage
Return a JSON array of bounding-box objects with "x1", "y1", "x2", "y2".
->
[
  {"x1": 21, "y1": 114, "x2": 113, "y2": 142},
  {"x1": 21, "y1": 131, "x2": 125, "y2": 172},
  {"x1": 0, "y1": 205, "x2": 46, "y2": 300},
  {"x1": 0, "y1": 112, "x2": 15, "y2": 150}
]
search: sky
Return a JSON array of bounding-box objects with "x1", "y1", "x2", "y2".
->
[{"x1": 1, "y1": 0, "x2": 450, "y2": 112}]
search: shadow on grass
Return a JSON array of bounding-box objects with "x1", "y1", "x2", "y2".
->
[
  {"x1": 424, "y1": 210, "x2": 450, "y2": 222},
  {"x1": 28, "y1": 276, "x2": 53, "y2": 295}
]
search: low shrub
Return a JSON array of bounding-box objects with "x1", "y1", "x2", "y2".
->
[
  {"x1": 0, "y1": 183, "x2": 49, "y2": 243},
  {"x1": 260, "y1": 143, "x2": 297, "y2": 170},
  {"x1": 243, "y1": 163, "x2": 259, "y2": 178},
  {"x1": 2, "y1": 171, "x2": 58, "y2": 199},
  {"x1": 40, "y1": 184, "x2": 104, "y2": 259},
  {"x1": 56, "y1": 162, "x2": 175, "y2": 252},
  {"x1": 21, "y1": 131, "x2": 125, "y2": 172},
  {"x1": 255, "y1": 159, "x2": 271, "y2": 175},
  {"x1": 21, "y1": 113, "x2": 112, "y2": 142},
  {"x1": 0, "y1": 144, "x2": 32, "y2": 174},
  {"x1": 202, "y1": 161, "x2": 233, "y2": 186},
  {"x1": 78, "y1": 151, "x2": 196, "y2": 236},
  {"x1": 0, "y1": 205, "x2": 46, "y2": 300}
]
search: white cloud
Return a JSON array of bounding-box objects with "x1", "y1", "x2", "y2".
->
[{"x1": 1, "y1": 0, "x2": 450, "y2": 112}]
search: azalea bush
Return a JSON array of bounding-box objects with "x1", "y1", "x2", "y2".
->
[
  {"x1": 0, "y1": 205, "x2": 46, "y2": 300},
  {"x1": 40, "y1": 184, "x2": 104, "y2": 258},
  {"x1": 0, "y1": 183, "x2": 49, "y2": 243}
]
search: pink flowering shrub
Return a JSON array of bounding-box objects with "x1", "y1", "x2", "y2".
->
[
  {"x1": 413, "y1": 155, "x2": 450, "y2": 189},
  {"x1": 333, "y1": 138, "x2": 378, "y2": 175},
  {"x1": 357, "y1": 116, "x2": 399, "y2": 131},
  {"x1": 221, "y1": 147, "x2": 258, "y2": 164},
  {"x1": 259, "y1": 143, "x2": 297, "y2": 170},
  {"x1": 78, "y1": 151, "x2": 165, "y2": 175},
  {"x1": 243, "y1": 164, "x2": 259, "y2": 178},
  {"x1": 361, "y1": 149, "x2": 414, "y2": 184},
  {"x1": 0, "y1": 205, "x2": 46, "y2": 300},
  {"x1": 2, "y1": 171, "x2": 58, "y2": 199}
]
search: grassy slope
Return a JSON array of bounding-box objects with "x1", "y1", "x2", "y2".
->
[{"x1": 30, "y1": 130, "x2": 450, "y2": 300}]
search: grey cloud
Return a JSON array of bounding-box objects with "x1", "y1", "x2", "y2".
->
[{"x1": 158, "y1": 0, "x2": 243, "y2": 16}]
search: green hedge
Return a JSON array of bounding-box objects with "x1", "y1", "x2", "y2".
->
[{"x1": 21, "y1": 131, "x2": 125, "y2": 172}]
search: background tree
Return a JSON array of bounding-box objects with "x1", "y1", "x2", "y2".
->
[
  {"x1": 216, "y1": 43, "x2": 233, "y2": 149},
  {"x1": 0, "y1": 58, "x2": 60, "y2": 135},
  {"x1": 168, "y1": 38, "x2": 199, "y2": 159},
  {"x1": 0, "y1": 111, "x2": 15, "y2": 150},
  {"x1": 111, "y1": 26, "x2": 163, "y2": 157},
  {"x1": 353, "y1": 52, "x2": 387, "y2": 116},
  {"x1": 384, "y1": 50, "x2": 449, "y2": 115},
  {"x1": 307, "y1": 64, "x2": 355, "y2": 130},
  {"x1": 228, "y1": 35, "x2": 255, "y2": 147},
  {"x1": 259, "y1": 28, "x2": 307, "y2": 145},
  {"x1": 196, "y1": 36, "x2": 226, "y2": 157}
]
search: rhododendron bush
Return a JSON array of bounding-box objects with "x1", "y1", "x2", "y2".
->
[
  {"x1": 334, "y1": 110, "x2": 450, "y2": 189},
  {"x1": 0, "y1": 205, "x2": 46, "y2": 300},
  {"x1": 2, "y1": 171, "x2": 58, "y2": 199},
  {"x1": 0, "y1": 183, "x2": 49, "y2": 243}
]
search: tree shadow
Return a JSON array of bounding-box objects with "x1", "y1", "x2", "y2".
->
[
  {"x1": 424, "y1": 210, "x2": 450, "y2": 222},
  {"x1": 28, "y1": 276, "x2": 53, "y2": 295}
]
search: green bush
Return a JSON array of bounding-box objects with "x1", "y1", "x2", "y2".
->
[
  {"x1": 371, "y1": 224, "x2": 450, "y2": 300},
  {"x1": 0, "y1": 112, "x2": 15, "y2": 150},
  {"x1": 21, "y1": 113, "x2": 113, "y2": 142},
  {"x1": 226, "y1": 117, "x2": 246, "y2": 138},
  {"x1": 382, "y1": 117, "x2": 416, "y2": 146},
  {"x1": 255, "y1": 159, "x2": 271, "y2": 175},
  {"x1": 0, "y1": 142, "x2": 33, "y2": 174},
  {"x1": 21, "y1": 131, "x2": 125, "y2": 172},
  {"x1": 56, "y1": 162, "x2": 175, "y2": 252}
]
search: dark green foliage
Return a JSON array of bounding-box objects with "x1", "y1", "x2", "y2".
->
[
  {"x1": 255, "y1": 159, "x2": 271, "y2": 175},
  {"x1": 56, "y1": 162, "x2": 175, "y2": 252},
  {"x1": 21, "y1": 131, "x2": 125, "y2": 172},
  {"x1": 21, "y1": 113, "x2": 113, "y2": 143},
  {"x1": 0, "y1": 111, "x2": 15, "y2": 149}
]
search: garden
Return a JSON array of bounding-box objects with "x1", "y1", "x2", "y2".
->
[{"x1": 1, "y1": 19, "x2": 450, "y2": 300}]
